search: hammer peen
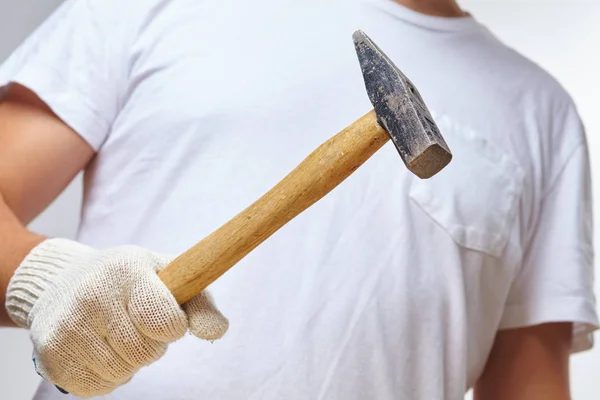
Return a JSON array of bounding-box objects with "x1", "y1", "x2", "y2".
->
[{"x1": 158, "y1": 30, "x2": 453, "y2": 304}]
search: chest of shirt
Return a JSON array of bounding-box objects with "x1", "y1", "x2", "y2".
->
[{"x1": 86, "y1": 0, "x2": 530, "y2": 260}]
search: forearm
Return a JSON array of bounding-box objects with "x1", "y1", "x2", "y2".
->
[
  {"x1": 0, "y1": 194, "x2": 45, "y2": 327},
  {"x1": 0, "y1": 84, "x2": 95, "y2": 326}
]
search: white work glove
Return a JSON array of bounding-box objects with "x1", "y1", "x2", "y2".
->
[{"x1": 5, "y1": 238, "x2": 229, "y2": 398}]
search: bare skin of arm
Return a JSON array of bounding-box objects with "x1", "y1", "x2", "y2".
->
[
  {"x1": 474, "y1": 323, "x2": 573, "y2": 400},
  {"x1": 0, "y1": 83, "x2": 94, "y2": 327}
]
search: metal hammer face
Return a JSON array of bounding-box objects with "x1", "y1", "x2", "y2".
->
[{"x1": 353, "y1": 30, "x2": 452, "y2": 179}]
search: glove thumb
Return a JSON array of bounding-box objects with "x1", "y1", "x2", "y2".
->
[
  {"x1": 152, "y1": 253, "x2": 229, "y2": 341},
  {"x1": 183, "y1": 291, "x2": 229, "y2": 341}
]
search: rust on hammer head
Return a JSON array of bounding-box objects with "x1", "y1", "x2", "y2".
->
[{"x1": 353, "y1": 30, "x2": 452, "y2": 179}]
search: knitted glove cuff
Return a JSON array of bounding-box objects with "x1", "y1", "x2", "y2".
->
[{"x1": 5, "y1": 238, "x2": 96, "y2": 329}]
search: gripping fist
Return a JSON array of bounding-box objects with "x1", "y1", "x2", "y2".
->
[{"x1": 5, "y1": 238, "x2": 228, "y2": 398}]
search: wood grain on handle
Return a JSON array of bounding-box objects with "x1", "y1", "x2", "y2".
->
[{"x1": 158, "y1": 110, "x2": 389, "y2": 304}]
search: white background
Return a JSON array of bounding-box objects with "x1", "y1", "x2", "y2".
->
[{"x1": 0, "y1": 0, "x2": 598, "y2": 399}]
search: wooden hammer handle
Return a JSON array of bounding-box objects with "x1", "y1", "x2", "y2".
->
[{"x1": 158, "y1": 110, "x2": 389, "y2": 304}]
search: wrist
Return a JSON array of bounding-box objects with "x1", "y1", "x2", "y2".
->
[{"x1": 12, "y1": 230, "x2": 46, "y2": 267}]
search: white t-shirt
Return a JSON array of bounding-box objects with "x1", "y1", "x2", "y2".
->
[{"x1": 1, "y1": 0, "x2": 598, "y2": 399}]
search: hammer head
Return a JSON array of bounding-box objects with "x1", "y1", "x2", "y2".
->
[{"x1": 353, "y1": 30, "x2": 452, "y2": 179}]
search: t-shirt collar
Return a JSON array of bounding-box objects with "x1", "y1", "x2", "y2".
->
[{"x1": 367, "y1": 0, "x2": 483, "y2": 33}]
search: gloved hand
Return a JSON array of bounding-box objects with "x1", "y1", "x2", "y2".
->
[{"x1": 5, "y1": 238, "x2": 229, "y2": 398}]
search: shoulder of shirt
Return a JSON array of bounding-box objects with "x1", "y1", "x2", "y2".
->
[
  {"x1": 475, "y1": 25, "x2": 576, "y2": 111},
  {"x1": 472, "y1": 26, "x2": 586, "y2": 194}
]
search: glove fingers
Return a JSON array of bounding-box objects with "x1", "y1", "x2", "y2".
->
[
  {"x1": 107, "y1": 308, "x2": 168, "y2": 367},
  {"x1": 30, "y1": 317, "x2": 134, "y2": 386},
  {"x1": 33, "y1": 348, "x2": 122, "y2": 399},
  {"x1": 62, "y1": 329, "x2": 134, "y2": 384},
  {"x1": 184, "y1": 291, "x2": 229, "y2": 341},
  {"x1": 127, "y1": 272, "x2": 188, "y2": 343}
]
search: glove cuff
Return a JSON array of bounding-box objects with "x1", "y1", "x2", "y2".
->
[{"x1": 5, "y1": 238, "x2": 95, "y2": 329}]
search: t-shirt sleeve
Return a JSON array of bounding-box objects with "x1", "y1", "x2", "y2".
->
[
  {"x1": 0, "y1": 0, "x2": 131, "y2": 150},
  {"x1": 499, "y1": 101, "x2": 599, "y2": 353}
]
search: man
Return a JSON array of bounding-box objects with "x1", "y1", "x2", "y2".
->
[{"x1": 0, "y1": 0, "x2": 597, "y2": 398}]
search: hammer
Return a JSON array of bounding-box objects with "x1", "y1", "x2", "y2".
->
[{"x1": 158, "y1": 30, "x2": 452, "y2": 304}]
